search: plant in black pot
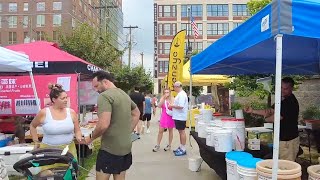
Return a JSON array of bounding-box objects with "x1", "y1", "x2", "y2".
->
[{"x1": 302, "y1": 106, "x2": 320, "y2": 130}]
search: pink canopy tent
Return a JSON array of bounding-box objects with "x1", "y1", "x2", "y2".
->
[{"x1": 6, "y1": 41, "x2": 101, "y2": 74}]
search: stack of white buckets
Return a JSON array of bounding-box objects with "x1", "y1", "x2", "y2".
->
[{"x1": 195, "y1": 109, "x2": 245, "y2": 152}]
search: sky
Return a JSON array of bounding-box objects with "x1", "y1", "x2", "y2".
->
[{"x1": 122, "y1": 0, "x2": 154, "y2": 75}]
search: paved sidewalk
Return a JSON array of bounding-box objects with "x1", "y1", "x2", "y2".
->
[{"x1": 86, "y1": 111, "x2": 220, "y2": 180}]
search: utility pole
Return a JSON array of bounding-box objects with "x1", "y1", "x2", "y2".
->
[
  {"x1": 140, "y1": 52, "x2": 144, "y2": 68},
  {"x1": 124, "y1": 25, "x2": 138, "y2": 68}
]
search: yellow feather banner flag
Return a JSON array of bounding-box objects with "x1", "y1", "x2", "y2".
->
[{"x1": 167, "y1": 30, "x2": 186, "y2": 97}]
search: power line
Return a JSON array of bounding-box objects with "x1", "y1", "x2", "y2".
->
[{"x1": 123, "y1": 25, "x2": 138, "y2": 68}]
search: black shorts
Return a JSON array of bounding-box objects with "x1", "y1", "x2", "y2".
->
[
  {"x1": 142, "y1": 114, "x2": 152, "y2": 121},
  {"x1": 174, "y1": 120, "x2": 186, "y2": 130},
  {"x1": 96, "y1": 150, "x2": 132, "y2": 174},
  {"x1": 139, "y1": 108, "x2": 143, "y2": 120}
]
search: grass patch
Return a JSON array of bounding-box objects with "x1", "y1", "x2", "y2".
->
[{"x1": 78, "y1": 139, "x2": 101, "y2": 180}]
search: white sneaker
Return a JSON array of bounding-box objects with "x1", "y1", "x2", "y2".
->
[{"x1": 146, "y1": 129, "x2": 150, "y2": 134}]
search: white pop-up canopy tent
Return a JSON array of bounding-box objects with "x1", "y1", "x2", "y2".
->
[{"x1": 0, "y1": 46, "x2": 40, "y2": 111}]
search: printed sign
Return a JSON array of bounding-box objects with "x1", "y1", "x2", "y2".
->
[{"x1": 0, "y1": 74, "x2": 78, "y2": 115}]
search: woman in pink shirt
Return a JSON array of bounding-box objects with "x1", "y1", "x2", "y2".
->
[{"x1": 152, "y1": 88, "x2": 175, "y2": 152}]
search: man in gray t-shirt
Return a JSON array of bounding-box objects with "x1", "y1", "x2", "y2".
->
[{"x1": 88, "y1": 70, "x2": 140, "y2": 180}]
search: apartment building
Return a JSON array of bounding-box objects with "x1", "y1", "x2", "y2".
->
[
  {"x1": 104, "y1": 0, "x2": 124, "y2": 49},
  {"x1": 0, "y1": 0, "x2": 123, "y2": 47},
  {"x1": 153, "y1": 0, "x2": 250, "y2": 93}
]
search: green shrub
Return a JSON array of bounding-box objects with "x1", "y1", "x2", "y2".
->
[
  {"x1": 302, "y1": 106, "x2": 320, "y2": 120},
  {"x1": 231, "y1": 101, "x2": 267, "y2": 127}
]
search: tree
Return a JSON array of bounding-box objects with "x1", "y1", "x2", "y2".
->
[
  {"x1": 110, "y1": 64, "x2": 154, "y2": 93},
  {"x1": 183, "y1": 86, "x2": 203, "y2": 97},
  {"x1": 247, "y1": 0, "x2": 272, "y2": 15},
  {"x1": 58, "y1": 23, "x2": 123, "y2": 69}
]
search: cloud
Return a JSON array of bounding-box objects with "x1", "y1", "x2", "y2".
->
[{"x1": 122, "y1": 0, "x2": 154, "y2": 74}]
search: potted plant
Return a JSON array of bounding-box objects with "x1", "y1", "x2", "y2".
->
[{"x1": 302, "y1": 106, "x2": 320, "y2": 130}]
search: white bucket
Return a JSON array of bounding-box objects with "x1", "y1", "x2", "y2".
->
[
  {"x1": 307, "y1": 165, "x2": 320, "y2": 180},
  {"x1": 225, "y1": 152, "x2": 254, "y2": 180},
  {"x1": 200, "y1": 109, "x2": 212, "y2": 121},
  {"x1": 238, "y1": 165, "x2": 257, "y2": 180},
  {"x1": 206, "y1": 127, "x2": 221, "y2": 147},
  {"x1": 235, "y1": 109, "x2": 244, "y2": 119},
  {"x1": 213, "y1": 129, "x2": 233, "y2": 152},
  {"x1": 188, "y1": 156, "x2": 202, "y2": 172},
  {"x1": 237, "y1": 157, "x2": 262, "y2": 180},
  {"x1": 226, "y1": 158, "x2": 238, "y2": 180},
  {"x1": 222, "y1": 118, "x2": 245, "y2": 151},
  {"x1": 198, "y1": 121, "x2": 207, "y2": 138}
]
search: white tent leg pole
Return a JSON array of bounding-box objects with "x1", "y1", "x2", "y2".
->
[
  {"x1": 189, "y1": 59, "x2": 193, "y2": 147},
  {"x1": 77, "y1": 73, "x2": 81, "y2": 166},
  {"x1": 29, "y1": 71, "x2": 40, "y2": 111},
  {"x1": 272, "y1": 34, "x2": 283, "y2": 180}
]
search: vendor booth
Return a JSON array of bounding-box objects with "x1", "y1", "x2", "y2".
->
[
  {"x1": 1, "y1": 41, "x2": 101, "y2": 174},
  {"x1": 190, "y1": 0, "x2": 320, "y2": 179},
  {"x1": 0, "y1": 46, "x2": 37, "y2": 176}
]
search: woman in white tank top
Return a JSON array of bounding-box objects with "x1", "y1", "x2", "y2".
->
[{"x1": 29, "y1": 84, "x2": 82, "y2": 173}]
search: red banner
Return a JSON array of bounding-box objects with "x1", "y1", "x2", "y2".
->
[{"x1": 0, "y1": 74, "x2": 78, "y2": 116}]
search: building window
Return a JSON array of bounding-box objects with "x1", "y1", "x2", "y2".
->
[
  {"x1": 158, "y1": 23, "x2": 177, "y2": 36},
  {"x1": 181, "y1": 5, "x2": 202, "y2": 17},
  {"x1": 158, "y1": 5, "x2": 176, "y2": 17},
  {"x1": 37, "y1": 2, "x2": 46, "y2": 11},
  {"x1": 233, "y1": 22, "x2": 242, "y2": 29},
  {"x1": 8, "y1": 16, "x2": 17, "y2": 28},
  {"x1": 36, "y1": 31, "x2": 45, "y2": 41},
  {"x1": 72, "y1": 5, "x2": 76, "y2": 14},
  {"x1": 23, "y1": 16, "x2": 29, "y2": 28},
  {"x1": 207, "y1": 23, "x2": 229, "y2": 35},
  {"x1": 24, "y1": 32, "x2": 30, "y2": 43},
  {"x1": 9, "y1": 3, "x2": 18, "y2": 12},
  {"x1": 36, "y1": 15, "x2": 45, "y2": 27},
  {"x1": 233, "y1": 4, "x2": 248, "y2": 16},
  {"x1": 53, "y1": 2, "x2": 62, "y2": 10},
  {"x1": 8, "y1": 32, "x2": 17, "y2": 44},
  {"x1": 24, "y1": 3, "x2": 29, "y2": 11},
  {"x1": 53, "y1": 14, "x2": 62, "y2": 26},
  {"x1": 207, "y1": 4, "x2": 228, "y2": 16},
  {"x1": 159, "y1": 61, "x2": 169, "y2": 73},
  {"x1": 53, "y1": 31, "x2": 58, "y2": 41},
  {"x1": 181, "y1": 23, "x2": 203, "y2": 35},
  {"x1": 191, "y1": 42, "x2": 203, "y2": 52},
  {"x1": 158, "y1": 42, "x2": 171, "y2": 54},
  {"x1": 0, "y1": 17, "x2": 2, "y2": 28},
  {"x1": 0, "y1": 3, "x2": 2, "y2": 12},
  {"x1": 72, "y1": 18, "x2": 75, "y2": 28}
]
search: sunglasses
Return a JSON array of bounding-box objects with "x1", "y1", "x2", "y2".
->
[{"x1": 164, "y1": 92, "x2": 170, "y2": 93}]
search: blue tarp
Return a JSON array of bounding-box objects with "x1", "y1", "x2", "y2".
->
[{"x1": 191, "y1": 0, "x2": 320, "y2": 75}]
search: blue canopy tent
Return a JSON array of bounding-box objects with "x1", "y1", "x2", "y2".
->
[{"x1": 191, "y1": 0, "x2": 320, "y2": 179}]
